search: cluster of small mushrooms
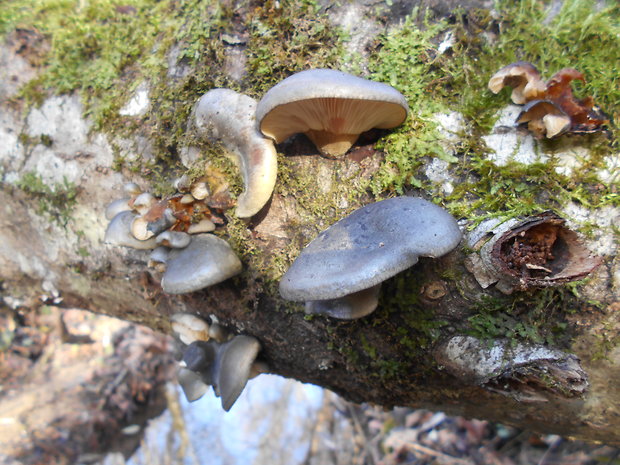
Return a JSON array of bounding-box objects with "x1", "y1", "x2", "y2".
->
[
  {"x1": 488, "y1": 61, "x2": 608, "y2": 138},
  {"x1": 103, "y1": 67, "x2": 602, "y2": 410}
]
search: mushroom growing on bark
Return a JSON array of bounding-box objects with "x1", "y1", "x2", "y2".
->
[
  {"x1": 516, "y1": 100, "x2": 571, "y2": 138},
  {"x1": 194, "y1": 88, "x2": 278, "y2": 218},
  {"x1": 256, "y1": 69, "x2": 409, "y2": 158},
  {"x1": 489, "y1": 62, "x2": 608, "y2": 138},
  {"x1": 180, "y1": 336, "x2": 262, "y2": 411},
  {"x1": 161, "y1": 234, "x2": 242, "y2": 294},
  {"x1": 104, "y1": 211, "x2": 158, "y2": 250},
  {"x1": 279, "y1": 197, "x2": 462, "y2": 319},
  {"x1": 488, "y1": 61, "x2": 547, "y2": 104}
]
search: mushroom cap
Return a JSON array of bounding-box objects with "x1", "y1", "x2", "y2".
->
[
  {"x1": 488, "y1": 61, "x2": 547, "y2": 104},
  {"x1": 256, "y1": 69, "x2": 409, "y2": 157},
  {"x1": 161, "y1": 234, "x2": 242, "y2": 294},
  {"x1": 216, "y1": 335, "x2": 261, "y2": 411},
  {"x1": 194, "y1": 88, "x2": 277, "y2": 218},
  {"x1": 104, "y1": 211, "x2": 158, "y2": 250},
  {"x1": 182, "y1": 341, "x2": 218, "y2": 379},
  {"x1": 171, "y1": 313, "x2": 210, "y2": 345},
  {"x1": 516, "y1": 100, "x2": 571, "y2": 138},
  {"x1": 177, "y1": 367, "x2": 210, "y2": 402},
  {"x1": 280, "y1": 197, "x2": 461, "y2": 301},
  {"x1": 105, "y1": 197, "x2": 131, "y2": 220},
  {"x1": 156, "y1": 230, "x2": 191, "y2": 249}
]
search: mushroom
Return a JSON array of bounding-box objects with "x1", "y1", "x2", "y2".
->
[
  {"x1": 180, "y1": 336, "x2": 261, "y2": 411},
  {"x1": 156, "y1": 230, "x2": 191, "y2": 249},
  {"x1": 194, "y1": 88, "x2": 277, "y2": 218},
  {"x1": 187, "y1": 218, "x2": 216, "y2": 234},
  {"x1": 104, "y1": 211, "x2": 158, "y2": 250},
  {"x1": 104, "y1": 198, "x2": 131, "y2": 220},
  {"x1": 516, "y1": 100, "x2": 571, "y2": 138},
  {"x1": 177, "y1": 367, "x2": 210, "y2": 402},
  {"x1": 488, "y1": 61, "x2": 547, "y2": 104},
  {"x1": 161, "y1": 234, "x2": 242, "y2": 294},
  {"x1": 171, "y1": 313, "x2": 211, "y2": 345},
  {"x1": 256, "y1": 69, "x2": 409, "y2": 158},
  {"x1": 148, "y1": 246, "x2": 170, "y2": 272},
  {"x1": 279, "y1": 197, "x2": 462, "y2": 319}
]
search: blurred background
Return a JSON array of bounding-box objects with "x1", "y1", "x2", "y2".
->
[{"x1": 1, "y1": 304, "x2": 619, "y2": 465}]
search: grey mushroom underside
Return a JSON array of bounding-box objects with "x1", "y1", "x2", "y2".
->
[
  {"x1": 104, "y1": 210, "x2": 158, "y2": 250},
  {"x1": 280, "y1": 197, "x2": 461, "y2": 301},
  {"x1": 217, "y1": 336, "x2": 261, "y2": 412},
  {"x1": 178, "y1": 367, "x2": 210, "y2": 402},
  {"x1": 305, "y1": 284, "x2": 382, "y2": 319},
  {"x1": 161, "y1": 234, "x2": 242, "y2": 294}
]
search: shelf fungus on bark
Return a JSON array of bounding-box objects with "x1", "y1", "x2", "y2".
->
[
  {"x1": 434, "y1": 336, "x2": 588, "y2": 402},
  {"x1": 194, "y1": 88, "x2": 278, "y2": 219},
  {"x1": 488, "y1": 61, "x2": 547, "y2": 105},
  {"x1": 104, "y1": 211, "x2": 158, "y2": 250},
  {"x1": 179, "y1": 336, "x2": 262, "y2": 411},
  {"x1": 256, "y1": 69, "x2": 409, "y2": 158},
  {"x1": 488, "y1": 62, "x2": 608, "y2": 138},
  {"x1": 465, "y1": 212, "x2": 601, "y2": 294},
  {"x1": 279, "y1": 197, "x2": 462, "y2": 319},
  {"x1": 161, "y1": 234, "x2": 242, "y2": 294}
]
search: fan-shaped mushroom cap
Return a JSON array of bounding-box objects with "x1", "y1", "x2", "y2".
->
[
  {"x1": 280, "y1": 197, "x2": 461, "y2": 310},
  {"x1": 178, "y1": 367, "x2": 210, "y2": 402},
  {"x1": 161, "y1": 234, "x2": 242, "y2": 294},
  {"x1": 171, "y1": 313, "x2": 210, "y2": 345},
  {"x1": 156, "y1": 230, "x2": 191, "y2": 249},
  {"x1": 104, "y1": 211, "x2": 158, "y2": 249},
  {"x1": 148, "y1": 246, "x2": 170, "y2": 272},
  {"x1": 194, "y1": 89, "x2": 277, "y2": 218},
  {"x1": 105, "y1": 198, "x2": 131, "y2": 220},
  {"x1": 256, "y1": 69, "x2": 409, "y2": 157},
  {"x1": 216, "y1": 336, "x2": 261, "y2": 411},
  {"x1": 517, "y1": 99, "x2": 571, "y2": 138},
  {"x1": 488, "y1": 61, "x2": 547, "y2": 104}
]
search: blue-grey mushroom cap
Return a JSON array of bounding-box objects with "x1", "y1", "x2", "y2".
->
[
  {"x1": 217, "y1": 335, "x2": 261, "y2": 412},
  {"x1": 280, "y1": 197, "x2": 461, "y2": 301},
  {"x1": 104, "y1": 210, "x2": 158, "y2": 250},
  {"x1": 162, "y1": 234, "x2": 242, "y2": 294},
  {"x1": 178, "y1": 367, "x2": 210, "y2": 402}
]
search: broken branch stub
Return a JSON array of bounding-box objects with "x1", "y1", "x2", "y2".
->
[{"x1": 467, "y1": 212, "x2": 601, "y2": 293}]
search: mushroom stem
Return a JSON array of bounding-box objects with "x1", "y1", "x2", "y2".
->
[
  {"x1": 305, "y1": 284, "x2": 381, "y2": 319},
  {"x1": 305, "y1": 130, "x2": 359, "y2": 158}
]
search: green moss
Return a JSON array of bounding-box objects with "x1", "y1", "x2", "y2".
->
[
  {"x1": 465, "y1": 287, "x2": 580, "y2": 346},
  {"x1": 16, "y1": 172, "x2": 79, "y2": 227},
  {"x1": 244, "y1": 0, "x2": 344, "y2": 97}
]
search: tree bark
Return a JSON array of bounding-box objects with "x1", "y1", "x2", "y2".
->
[{"x1": 1, "y1": 0, "x2": 619, "y2": 447}]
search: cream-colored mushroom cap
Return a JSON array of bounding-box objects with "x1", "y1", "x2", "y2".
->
[
  {"x1": 194, "y1": 89, "x2": 277, "y2": 218},
  {"x1": 256, "y1": 69, "x2": 409, "y2": 157}
]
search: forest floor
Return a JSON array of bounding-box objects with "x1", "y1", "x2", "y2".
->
[{"x1": 1, "y1": 304, "x2": 619, "y2": 465}]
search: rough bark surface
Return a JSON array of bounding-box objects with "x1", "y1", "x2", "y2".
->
[{"x1": 1, "y1": 0, "x2": 619, "y2": 448}]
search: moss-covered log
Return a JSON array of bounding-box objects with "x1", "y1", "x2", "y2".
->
[{"x1": 1, "y1": 0, "x2": 618, "y2": 446}]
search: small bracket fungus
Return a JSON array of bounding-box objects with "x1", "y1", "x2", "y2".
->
[
  {"x1": 279, "y1": 197, "x2": 462, "y2": 319},
  {"x1": 104, "y1": 211, "x2": 158, "y2": 250},
  {"x1": 488, "y1": 61, "x2": 547, "y2": 104},
  {"x1": 516, "y1": 100, "x2": 571, "y2": 139},
  {"x1": 161, "y1": 234, "x2": 242, "y2": 294},
  {"x1": 435, "y1": 336, "x2": 588, "y2": 402},
  {"x1": 465, "y1": 212, "x2": 601, "y2": 294},
  {"x1": 180, "y1": 336, "x2": 262, "y2": 411},
  {"x1": 194, "y1": 88, "x2": 278, "y2": 218},
  {"x1": 171, "y1": 313, "x2": 211, "y2": 345},
  {"x1": 489, "y1": 62, "x2": 608, "y2": 138},
  {"x1": 104, "y1": 198, "x2": 131, "y2": 220},
  {"x1": 256, "y1": 69, "x2": 409, "y2": 158}
]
